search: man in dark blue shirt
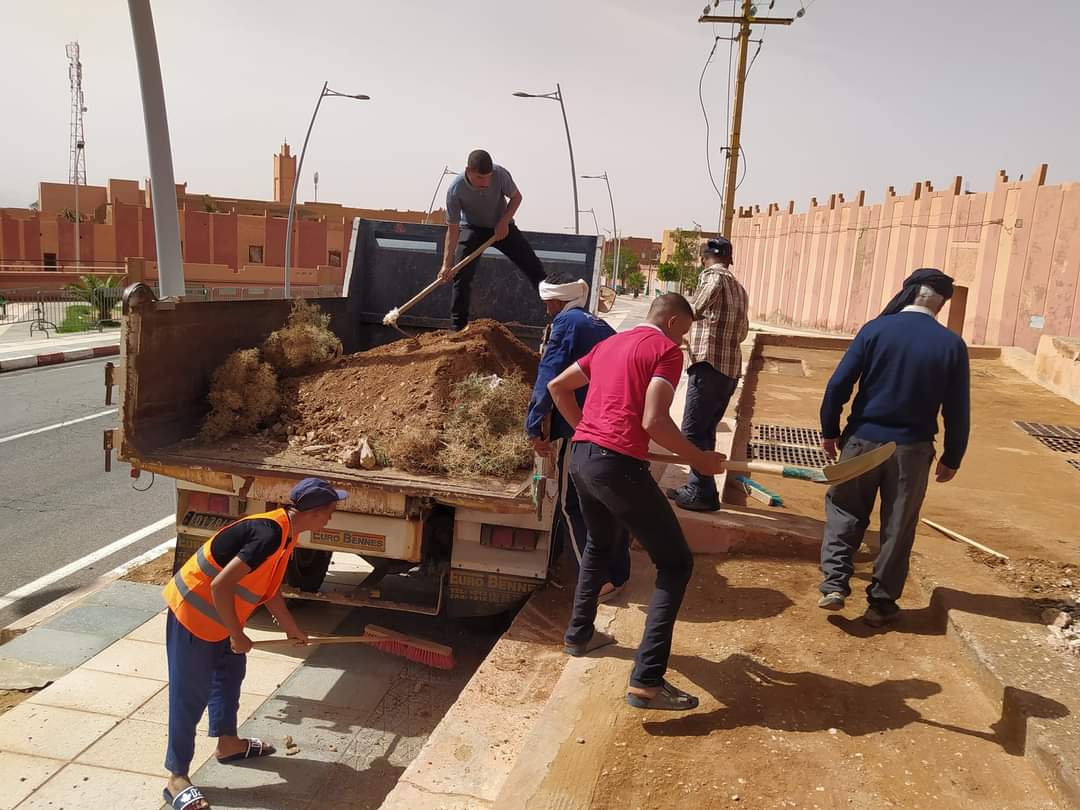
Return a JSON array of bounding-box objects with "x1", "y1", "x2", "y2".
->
[
  {"x1": 818, "y1": 268, "x2": 970, "y2": 628},
  {"x1": 525, "y1": 272, "x2": 630, "y2": 599}
]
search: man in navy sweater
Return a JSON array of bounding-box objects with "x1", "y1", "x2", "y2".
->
[
  {"x1": 525, "y1": 272, "x2": 630, "y2": 599},
  {"x1": 818, "y1": 268, "x2": 970, "y2": 627}
]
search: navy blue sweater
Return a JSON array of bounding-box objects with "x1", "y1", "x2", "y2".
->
[
  {"x1": 526, "y1": 307, "x2": 615, "y2": 441},
  {"x1": 820, "y1": 310, "x2": 971, "y2": 469}
]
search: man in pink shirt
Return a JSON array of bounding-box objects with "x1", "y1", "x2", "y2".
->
[{"x1": 548, "y1": 294, "x2": 726, "y2": 711}]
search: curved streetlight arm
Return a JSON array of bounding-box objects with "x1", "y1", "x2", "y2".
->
[
  {"x1": 424, "y1": 166, "x2": 455, "y2": 224},
  {"x1": 582, "y1": 172, "x2": 619, "y2": 287},
  {"x1": 513, "y1": 86, "x2": 579, "y2": 234}
]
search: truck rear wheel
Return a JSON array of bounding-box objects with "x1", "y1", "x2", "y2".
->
[{"x1": 286, "y1": 548, "x2": 332, "y2": 592}]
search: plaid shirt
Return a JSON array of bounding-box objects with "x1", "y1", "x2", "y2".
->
[{"x1": 687, "y1": 263, "x2": 749, "y2": 378}]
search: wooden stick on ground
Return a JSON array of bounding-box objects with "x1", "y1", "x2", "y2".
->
[{"x1": 920, "y1": 518, "x2": 1010, "y2": 560}]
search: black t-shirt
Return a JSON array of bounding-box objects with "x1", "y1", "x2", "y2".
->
[{"x1": 209, "y1": 518, "x2": 287, "y2": 571}]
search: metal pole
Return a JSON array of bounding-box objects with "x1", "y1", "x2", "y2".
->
[
  {"x1": 722, "y1": 0, "x2": 752, "y2": 238},
  {"x1": 127, "y1": 0, "x2": 185, "y2": 298},
  {"x1": 284, "y1": 81, "x2": 327, "y2": 298},
  {"x1": 556, "y1": 84, "x2": 580, "y2": 235},
  {"x1": 424, "y1": 166, "x2": 452, "y2": 224},
  {"x1": 73, "y1": 170, "x2": 79, "y2": 272},
  {"x1": 603, "y1": 174, "x2": 620, "y2": 288}
]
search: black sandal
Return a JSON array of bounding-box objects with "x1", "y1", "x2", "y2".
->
[
  {"x1": 216, "y1": 737, "x2": 276, "y2": 764},
  {"x1": 163, "y1": 785, "x2": 211, "y2": 810},
  {"x1": 625, "y1": 679, "x2": 699, "y2": 711}
]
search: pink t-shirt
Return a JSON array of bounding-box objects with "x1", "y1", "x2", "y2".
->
[{"x1": 573, "y1": 325, "x2": 684, "y2": 460}]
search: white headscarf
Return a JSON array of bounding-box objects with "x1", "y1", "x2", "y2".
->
[{"x1": 538, "y1": 278, "x2": 589, "y2": 312}]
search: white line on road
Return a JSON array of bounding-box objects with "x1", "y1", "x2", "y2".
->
[
  {"x1": 0, "y1": 408, "x2": 117, "y2": 445},
  {"x1": 0, "y1": 515, "x2": 175, "y2": 609}
]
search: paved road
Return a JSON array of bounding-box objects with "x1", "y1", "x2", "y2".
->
[{"x1": 0, "y1": 356, "x2": 175, "y2": 627}]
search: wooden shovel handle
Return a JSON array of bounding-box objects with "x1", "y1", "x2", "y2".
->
[{"x1": 394, "y1": 235, "x2": 498, "y2": 318}]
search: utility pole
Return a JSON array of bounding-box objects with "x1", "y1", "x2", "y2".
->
[{"x1": 699, "y1": 1, "x2": 792, "y2": 237}]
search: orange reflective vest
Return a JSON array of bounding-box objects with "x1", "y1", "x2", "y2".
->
[{"x1": 163, "y1": 508, "x2": 293, "y2": 642}]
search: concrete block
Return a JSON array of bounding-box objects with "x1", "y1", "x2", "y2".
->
[
  {"x1": 0, "y1": 657, "x2": 69, "y2": 691},
  {"x1": 0, "y1": 702, "x2": 118, "y2": 760},
  {"x1": 83, "y1": 579, "x2": 168, "y2": 615},
  {"x1": 76, "y1": 717, "x2": 217, "y2": 777},
  {"x1": 0, "y1": 752, "x2": 64, "y2": 810},
  {"x1": 14, "y1": 762, "x2": 162, "y2": 809},
  {"x1": 44, "y1": 604, "x2": 160, "y2": 640},
  {"x1": 131, "y1": 685, "x2": 263, "y2": 733},
  {"x1": 29, "y1": 668, "x2": 163, "y2": 717},
  {"x1": 240, "y1": 655, "x2": 306, "y2": 697},
  {"x1": 83, "y1": 638, "x2": 169, "y2": 681},
  {"x1": 126, "y1": 610, "x2": 167, "y2": 643},
  {"x1": 273, "y1": 644, "x2": 402, "y2": 710},
  {"x1": 0, "y1": 627, "x2": 113, "y2": 669}
]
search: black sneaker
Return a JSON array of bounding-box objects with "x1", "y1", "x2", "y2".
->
[
  {"x1": 674, "y1": 494, "x2": 721, "y2": 512},
  {"x1": 665, "y1": 486, "x2": 691, "y2": 501},
  {"x1": 563, "y1": 630, "x2": 616, "y2": 657},
  {"x1": 817, "y1": 592, "x2": 846, "y2": 610}
]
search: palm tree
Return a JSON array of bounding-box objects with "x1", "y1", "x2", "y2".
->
[{"x1": 65, "y1": 275, "x2": 121, "y2": 325}]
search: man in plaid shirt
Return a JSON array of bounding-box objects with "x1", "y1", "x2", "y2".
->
[{"x1": 668, "y1": 237, "x2": 749, "y2": 511}]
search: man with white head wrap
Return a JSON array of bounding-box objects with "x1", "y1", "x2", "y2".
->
[{"x1": 526, "y1": 272, "x2": 630, "y2": 600}]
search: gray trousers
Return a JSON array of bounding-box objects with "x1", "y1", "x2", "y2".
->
[{"x1": 820, "y1": 437, "x2": 935, "y2": 613}]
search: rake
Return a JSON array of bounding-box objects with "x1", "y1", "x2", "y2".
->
[
  {"x1": 647, "y1": 441, "x2": 896, "y2": 486},
  {"x1": 253, "y1": 625, "x2": 455, "y2": 670}
]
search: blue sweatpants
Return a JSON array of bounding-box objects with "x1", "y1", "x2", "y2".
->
[{"x1": 165, "y1": 611, "x2": 246, "y2": 775}]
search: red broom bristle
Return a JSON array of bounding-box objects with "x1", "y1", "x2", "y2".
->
[{"x1": 370, "y1": 638, "x2": 455, "y2": 670}]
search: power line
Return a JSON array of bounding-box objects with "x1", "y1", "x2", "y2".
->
[{"x1": 698, "y1": 36, "x2": 724, "y2": 200}]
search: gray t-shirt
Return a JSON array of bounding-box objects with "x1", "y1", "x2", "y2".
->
[{"x1": 445, "y1": 165, "x2": 518, "y2": 229}]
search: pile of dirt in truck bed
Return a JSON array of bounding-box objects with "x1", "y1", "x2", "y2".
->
[{"x1": 276, "y1": 319, "x2": 539, "y2": 475}]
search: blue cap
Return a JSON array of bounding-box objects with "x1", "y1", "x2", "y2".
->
[
  {"x1": 289, "y1": 477, "x2": 348, "y2": 511},
  {"x1": 703, "y1": 237, "x2": 732, "y2": 255}
]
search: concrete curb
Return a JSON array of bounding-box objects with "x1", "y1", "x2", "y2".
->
[{"x1": 0, "y1": 343, "x2": 118, "y2": 373}]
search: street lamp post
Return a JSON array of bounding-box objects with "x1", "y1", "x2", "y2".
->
[
  {"x1": 581, "y1": 172, "x2": 619, "y2": 288},
  {"x1": 512, "y1": 85, "x2": 579, "y2": 234},
  {"x1": 424, "y1": 166, "x2": 456, "y2": 224},
  {"x1": 313, "y1": 171, "x2": 319, "y2": 202},
  {"x1": 284, "y1": 82, "x2": 369, "y2": 297}
]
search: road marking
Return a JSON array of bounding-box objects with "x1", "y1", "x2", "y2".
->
[
  {"x1": 0, "y1": 515, "x2": 175, "y2": 609},
  {"x1": 109, "y1": 537, "x2": 176, "y2": 578},
  {"x1": 0, "y1": 408, "x2": 117, "y2": 445}
]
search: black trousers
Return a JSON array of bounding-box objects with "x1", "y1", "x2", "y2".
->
[
  {"x1": 680, "y1": 362, "x2": 739, "y2": 501},
  {"x1": 565, "y1": 442, "x2": 694, "y2": 688},
  {"x1": 451, "y1": 223, "x2": 546, "y2": 330}
]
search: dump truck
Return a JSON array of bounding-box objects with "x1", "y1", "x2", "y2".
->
[{"x1": 108, "y1": 220, "x2": 602, "y2": 618}]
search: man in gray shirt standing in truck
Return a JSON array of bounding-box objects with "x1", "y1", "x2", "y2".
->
[{"x1": 439, "y1": 149, "x2": 548, "y2": 330}]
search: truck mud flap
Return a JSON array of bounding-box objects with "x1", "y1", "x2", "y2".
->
[{"x1": 446, "y1": 569, "x2": 544, "y2": 618}]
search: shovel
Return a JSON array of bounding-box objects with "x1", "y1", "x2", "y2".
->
[
  {"x1": 382, "y1": 235, "x2": 498, "y2": 331},
  {"x1": 647, "y1": 441, "x2": 896, "y2": 485}
]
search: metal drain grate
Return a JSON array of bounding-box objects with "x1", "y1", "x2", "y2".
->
[
  {"x1": 1014, "y1": 421, "x2": 1080, "y2": 439},
  {"x1": 748, "y1": 442, "x2": 829, "y2": 468},
  {"x1": 1035, "y1": 436, "x2": 1080, "y2": 454},
  {"x1": 751, "y1": 424, "x2": 824, "y2": 447},
  {"x1": 1067, "y1": 459, "x2": 1080, "y2": 473}
]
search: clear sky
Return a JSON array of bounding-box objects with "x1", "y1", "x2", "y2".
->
[{"x1": 3, "y1": 1, "x2": 1078, "y2": 240}]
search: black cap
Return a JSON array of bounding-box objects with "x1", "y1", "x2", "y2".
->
[{"x1": 703, "y1": 237, "x2": 732, "y2": 255}]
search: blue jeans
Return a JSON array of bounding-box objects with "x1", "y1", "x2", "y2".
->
[
  {"x1": 565, "y1": 442, "x2": 693, "y2": 688},
  {"x1": 680, "y1": 362, "x2": 738, "y2": 501},
  {"x1": 553, "y1": 439, "x2": 631, "y2": 588},
  {"x1": 165, "y1": 611, "x2": 246, "y2": 775}
]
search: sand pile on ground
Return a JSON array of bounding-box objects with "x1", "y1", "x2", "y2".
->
[{"x1": 279, "y1": 319, "x2": 539, "y2": 477}]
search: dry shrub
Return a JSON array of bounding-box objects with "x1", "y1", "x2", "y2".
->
[
  {"x1": 437, "y1": 373, "x2": 533, "y2": 478},
  {"x1": 261, "y1": 299, "x2": 342, "y2": 376},
  {"x1": 200, "y1": 348, "x2": 280, "y2": 441},
  {"x1": 383, "y1": 427, "x2": 443, "y2": 473}
]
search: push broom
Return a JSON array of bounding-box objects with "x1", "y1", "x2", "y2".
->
[
  {"x1": 647, "y1": 440, "x2": 896, "y2": 486},
  {"x1": 253, "y1": 624, "x2": 455, "y2": 670}
]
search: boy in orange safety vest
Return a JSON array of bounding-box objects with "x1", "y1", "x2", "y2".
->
[{"x1": 161, "y1": 477, "x2": 345, "y2": 810}]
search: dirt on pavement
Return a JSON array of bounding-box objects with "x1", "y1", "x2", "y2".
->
[
  {"x1": 121, "y1": 551, "x2": 174, "y2": 586},
  {"x1": 0, "y1": 689, "x2": 34, "y2": 718},
  {"x1": 529, "y1": 553, "x2": 1062, "y2": 809}
]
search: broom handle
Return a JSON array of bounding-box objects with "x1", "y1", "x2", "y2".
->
[
  {"x1": 394, "y1": 235, "x2": 498, "y2": 318},
  {"x1": 251, "y1": 634, "x2": 383, "y2": 649},
  {"x1": 647, "y1": 451, "x2": 785, "y2": 477}
]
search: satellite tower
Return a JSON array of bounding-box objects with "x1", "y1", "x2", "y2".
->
[{"x1": 66, "y1": 41, "x2": 87, "y2": 185}]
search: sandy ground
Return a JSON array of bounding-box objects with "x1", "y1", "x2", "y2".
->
[
  {"x1": 527, "y1": 553, "x2": 1061, "y2": 809},
  {"x1": 122, "y1": 550, "x2": 174, "y2": 586},
  {"x1": 736, "y1": 347, "x2": 1080, "y2": 590}
]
